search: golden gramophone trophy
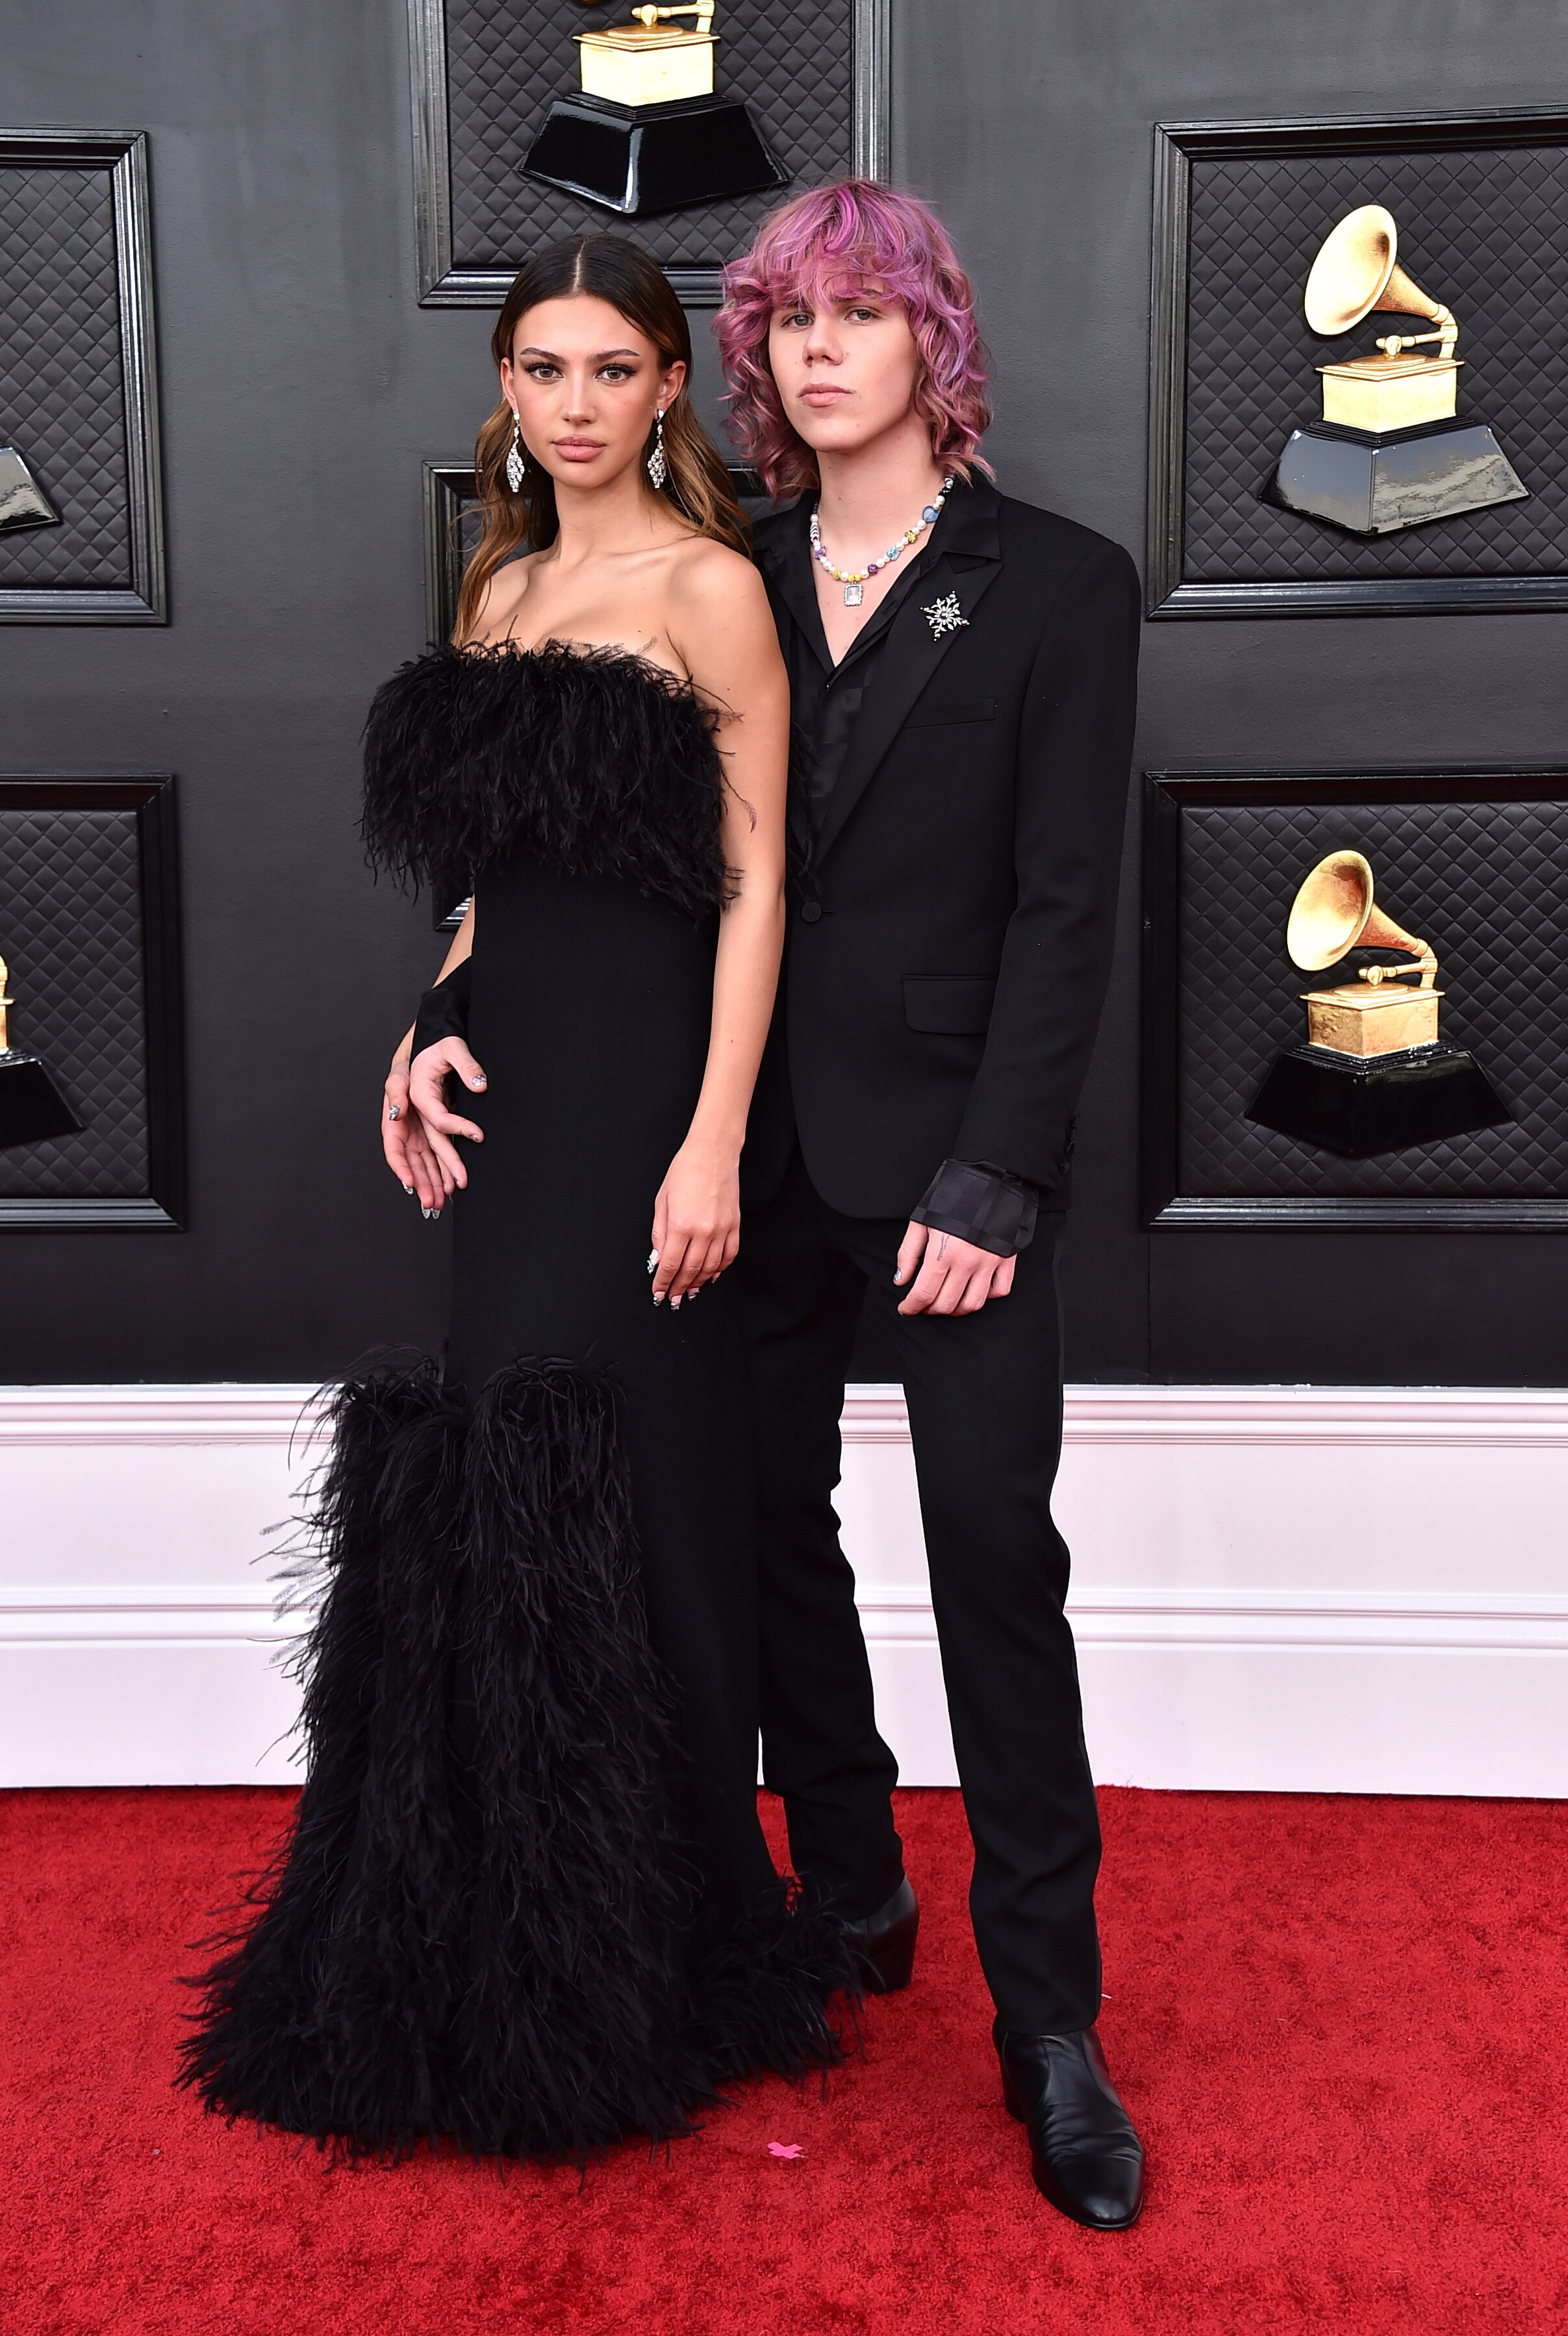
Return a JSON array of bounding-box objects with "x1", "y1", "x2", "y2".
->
[
  {"x1": 1270, "y1": 205, "x2": 1528, "y2": 535},
  {"x1": 0, "y1": 953, "x2": 83, "y2": 1150},
  {"x1": 524, "y1": 1, "x2": 787, "y2": 216},
  {"x1": 1245, "y1": 852, "x2": 1510, "y2": 1158}
]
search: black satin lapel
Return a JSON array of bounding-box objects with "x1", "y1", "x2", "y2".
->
[
  {"x1": 811, "y1": 553, "x2": 1004, "y2": 864},
  {"x1": 769, "y1": 548, "x2": 830, "y2": 670},
  {"x1": 756, "y1": 506, "x2": 826, "y2": 665}
]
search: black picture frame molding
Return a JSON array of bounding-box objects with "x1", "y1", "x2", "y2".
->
[
  {"x1": 1141, "y1": 763, "x2": 1568, "y2": 1232},
  {"x1": 0, "y1": 128, "x2": 166, "y2": 624},
  {"x1": 1146, "y1": 107, "x2": 1568, "y2": 621},
  {"x1": 0, "y1": 776, "x2": 186, "y2": 1229}
]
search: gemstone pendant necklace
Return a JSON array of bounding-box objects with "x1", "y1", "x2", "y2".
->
[{"x1": 809, "y1": 476, "x2": 955, "y2": 606}]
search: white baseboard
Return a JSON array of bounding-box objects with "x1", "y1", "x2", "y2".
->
[{"x1": 3, "y1": 1382, "x2": 1566, "y2": 1794}]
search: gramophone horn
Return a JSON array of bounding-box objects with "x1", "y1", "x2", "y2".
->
[
  {"x1": 1303, "y1": 205, "x2": 1456, "y2": 350},
  {"x1": 1286, "y1": 851, "x2": 1437, "y2": 987}
]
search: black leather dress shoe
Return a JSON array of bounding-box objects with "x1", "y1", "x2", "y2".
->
[
  {"x1": 994, "y1": 2020, "x2": 1144, "y2": 2229},
  {"x1": 843, "y1": 1875, "x2": 919, "y2": 1993}
]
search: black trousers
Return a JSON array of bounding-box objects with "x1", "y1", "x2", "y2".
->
[{"x1": 737, "y1": 1143, "x2": 1102, "y2": 2034}]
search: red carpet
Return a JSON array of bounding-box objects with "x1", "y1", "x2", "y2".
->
[{"x1": 2, "y1": 1786, "x2": 1563, "y2": 2335}]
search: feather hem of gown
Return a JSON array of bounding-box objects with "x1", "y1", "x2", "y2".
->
[{"x1": 177, "y1": 1355, "x2": 856, "y2": 2161}]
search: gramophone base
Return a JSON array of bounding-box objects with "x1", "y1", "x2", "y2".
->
[
  {"x1": 1269, "y1": 416, "x2": 1529, "y2": 537},
  {"x1": 0, "y1": 446, "x2": 61, "y2": 535},
  {"x1": 0, "y1": 1051, "x2": 83, "y2": 1150},
  {"x1": 1245, "y1": 1042, "x2": 1511, "y2": 1160},
  {"x1": 522, "y1": 92, "x2": 787, "y2": 216}
]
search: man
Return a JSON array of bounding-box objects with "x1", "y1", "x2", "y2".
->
[{"x1": 717, "y1": 181, "x2": 1144, "y2": 2229}]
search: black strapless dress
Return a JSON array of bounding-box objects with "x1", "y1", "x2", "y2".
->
[{"x1": 181, "y1": 646, "x2": 851, "y2": 2159}]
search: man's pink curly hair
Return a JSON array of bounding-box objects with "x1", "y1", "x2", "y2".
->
[{"x1": 716, "y1": 179, "x2": 992, "y2": 503}]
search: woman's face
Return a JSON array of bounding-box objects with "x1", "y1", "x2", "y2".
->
[
  {"x1": 501, "y1": 294, "x2": 685, "y2": 490},
  {"x1": 766, "y1": 286, "x2": 921, "y2": 458}
]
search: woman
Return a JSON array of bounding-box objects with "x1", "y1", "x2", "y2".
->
[{"x1": 182, "y1": 234, "x2": 850, "y2": 2161}]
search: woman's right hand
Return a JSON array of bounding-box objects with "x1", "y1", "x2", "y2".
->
[{"x1": 400, "y1": 1038, "x2": 488, "y2": 1213}]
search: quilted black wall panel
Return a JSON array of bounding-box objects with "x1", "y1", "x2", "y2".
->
[
  {"x1": 0, "y1": 781, "x2": 184, "y2": 1226},
  {"x1": 1144, "y1": 778, "x2": 1568, "y2": 1223},
  {"x1": 0, "y1": 167, "x2": 129, "y2": 590},
  {"x1": 417, "y1": 0, "x2": 872, "y2": 297},
  {"x1": 0, "y1": 131, "x2": 164, "y2": 621}
]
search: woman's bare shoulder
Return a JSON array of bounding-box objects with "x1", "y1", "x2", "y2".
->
[
  {"x1": 462, "y1": 549, "x2": 540, "y2": 644},
  {"x1": 665, "y1": 533, "x2": 770, "y2": 620}
]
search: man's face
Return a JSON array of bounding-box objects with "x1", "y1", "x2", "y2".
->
[{"x1": 766, "y1": 286, "x2": 921, "y2": 457}]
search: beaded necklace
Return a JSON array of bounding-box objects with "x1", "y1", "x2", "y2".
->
[{"x1": 809, "y1": 476, "x2": 955, "y2": 605}]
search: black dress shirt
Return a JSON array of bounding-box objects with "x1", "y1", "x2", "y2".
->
[{"x1": 779, "y1": 509, "x2": 1040, "y2": 1260}]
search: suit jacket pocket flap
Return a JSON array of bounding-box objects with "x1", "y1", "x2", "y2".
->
[{"x1": 903, "y1": 975, "x2": 997, "y2": 1035}]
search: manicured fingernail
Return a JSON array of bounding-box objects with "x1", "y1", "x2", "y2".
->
[
  {"x1": 647, "y1": 1249, "x2": 659, "y2": 1273},
  {"x1": 670, "y1": 1297, "x2": 681, "y2": 1312},
  {"x1": 468, "y1": 1075, "x2": 486, "y2": 1087},
  {"x1": 401, "y1": 1183, "x2": 414, "y2": 1195},
  {"x1": 423, "y1": 1207, "x2": 439, "y2": 1221},
  {"x1": 387, "y1": 1105, "x2": 400, "y2": 1121},
  {"x1": 653, "y1": 1291, "x2": 664, "y2": 1305}
]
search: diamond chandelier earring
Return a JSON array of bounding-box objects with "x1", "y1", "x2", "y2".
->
[
  {"x1": 505, "y1": 408, "x2": 525, "y2": 494},
  {"x1": 647, "y1": 407, "x2": 668, "y2": 491}
]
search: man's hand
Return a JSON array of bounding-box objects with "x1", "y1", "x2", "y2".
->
[
  {"x1": 382, "y1": 1058, "x2": 444, "y2": 1213},
  {"x1": 894, "y1": 1221, "x2": 1017, "y2": 1317},
  {"x1": 400, "y1": 1038, "x2": 487, "y2": 1215}
]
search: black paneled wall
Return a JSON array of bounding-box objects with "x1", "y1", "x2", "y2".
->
[{"x1": 2, "y1": 0, "x2": 1564, "y2": 1384}]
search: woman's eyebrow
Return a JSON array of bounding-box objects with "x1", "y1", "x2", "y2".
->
[{"x1": 513, "y1": 345, "x2": 642, "y2": 362}]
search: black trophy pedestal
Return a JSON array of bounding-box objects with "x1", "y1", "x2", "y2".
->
[
  {"x1": 1269, "y1": 416, "x2": 1528, "y2": 536},
  {"x1": 0, "y1": 1051, "x2": 82, "y2": 1150},
  {"x1": 523, "y1": 92, "x2": 786, "y2": 216},
  {"x1": 0, "y1": 445, "x2": 61, "y2": 535},
  {"x1": 1246, "y1": 1041, "x2": 1511, "y2": 1160}
]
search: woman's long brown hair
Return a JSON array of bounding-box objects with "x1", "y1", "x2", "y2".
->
[{"x1": 454, "y1": 235, "x2": 750, "y2": 643}]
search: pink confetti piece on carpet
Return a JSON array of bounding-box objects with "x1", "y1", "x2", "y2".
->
[{"x1": 767, "y1": 2143, "x2": 803, "y2": 2159}]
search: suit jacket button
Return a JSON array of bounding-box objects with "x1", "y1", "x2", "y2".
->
[{"x1": 800, "y1": 900, "x2": 823, "y2": 924}]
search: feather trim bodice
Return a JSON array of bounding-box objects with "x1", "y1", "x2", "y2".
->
[{"x1": 361, "y1": 642, "x2": 730, "y2": 920}]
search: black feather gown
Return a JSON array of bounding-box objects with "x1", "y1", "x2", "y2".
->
[{"x1": 181, "y1": 646, "x2": 853, "y2": 2159}]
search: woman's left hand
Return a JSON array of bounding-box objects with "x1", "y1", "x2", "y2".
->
[{"x1": 650, "y1": 1138, "x2": 740, "y2": 1307}]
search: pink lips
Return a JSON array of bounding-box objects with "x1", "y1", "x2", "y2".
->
[{"x1": 553, "y1": 438, "x2": 606, "y2": 461}]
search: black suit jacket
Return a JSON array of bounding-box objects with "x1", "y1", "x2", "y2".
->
[{"x1": 746, "y1": 473, "x2": 1140, "y2": 1220}]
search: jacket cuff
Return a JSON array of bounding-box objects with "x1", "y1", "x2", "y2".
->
[
  {"x1": 910, "y1": 1159, "x2": 1041, "y2": 1258},
  {"x1": 412, "y1": 958, "x2": 472, "y2": 1058}
]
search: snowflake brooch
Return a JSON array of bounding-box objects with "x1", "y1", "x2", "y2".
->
[{"x1": 922, "y1": 591, "x2": 969, "y2": 639}]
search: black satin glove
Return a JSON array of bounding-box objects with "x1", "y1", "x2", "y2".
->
[
  {"x1": 411, "y1": 958, "x2": 472, "y2": 1060},
  {"x1": 910, "y1": 1158, "x2": 1041, "y2": 1258}
]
